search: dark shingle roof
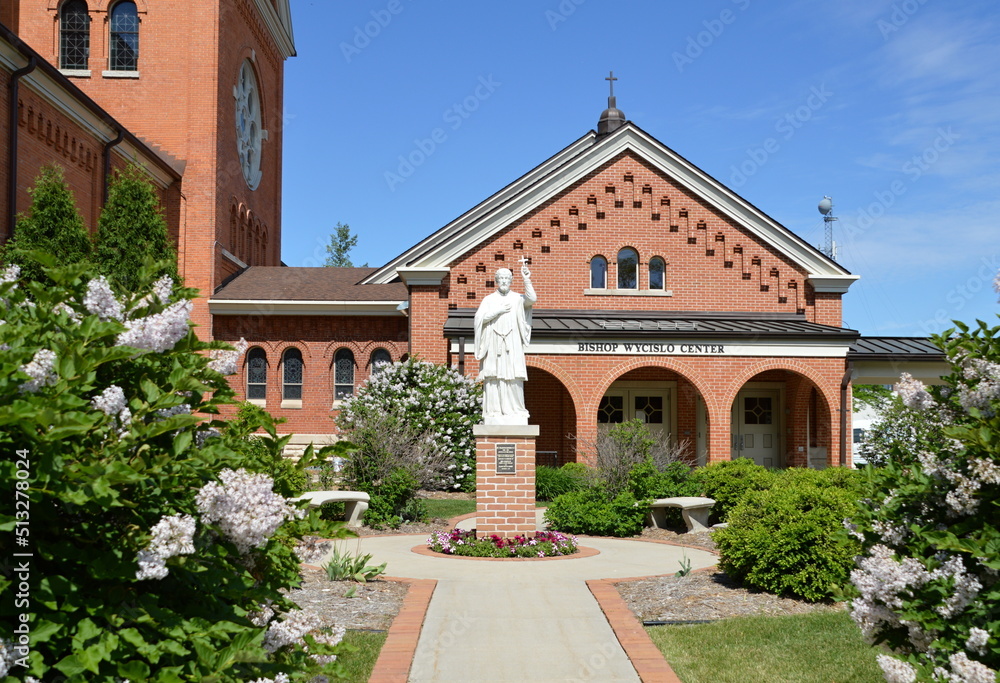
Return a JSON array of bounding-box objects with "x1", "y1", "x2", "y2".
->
[{"x1": 212, "y1": 267, "x2": 406, "y2": 302}]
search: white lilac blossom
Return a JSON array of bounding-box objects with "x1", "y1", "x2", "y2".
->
[
  {"x1": 195, "y1": 468, "x2": 303, "y2": 555},
  {"x1": 0, "y1": 264, "x2": 19, "y2": 284},
  {"x1": 116, "y1": 299, "x2": 192, "y2": 353},
  {"x1": 207, "y1": 337, "x2": 248, "y2": 375},
  {"x1": 135, "y1": 513, "x2": 197, "y2": 581},
  {"x1": 262, "y1": 609, "x2": 324, "y2": 653},
  {"x1": 84, "y1": 276, "x2": 124, "y2": 321},
  {"x1": 19, "y1": 348, "x2": 58, "y2": 393},
  {"x1": 878, "y1": 654, "x2": 918, "y2": 683},
  {"x1": 895, "y1": 373, "x2": 935, "y2": 411},
  {"x1": 156, "y1": 404, "x2": 191, "y2": 419},
  {"x1": 966, "y1": 628, "x2": 990, "y2": 656},
  {"x1": 247, "y1": 676, "x2": 290, "y2": 683},
  {"x1": 152, "y1": 275, "x2": 173, "y2": 304},
  {"x1": 937, "y1": 652, "x2": 997, "y2": 683},
  {"x1": 93, "y1": 385, "x2": 127, "y2": 416},
  {"x1": 0, "y1": 638, "x2": 15, "y2": 678},
  {"x1": 930, "y1": 556, "x2": 982, "y2": 620}
]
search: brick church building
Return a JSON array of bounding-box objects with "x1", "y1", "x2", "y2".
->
[{"x1": 1, "y1": 3, "x2": 945, "y2": 468}]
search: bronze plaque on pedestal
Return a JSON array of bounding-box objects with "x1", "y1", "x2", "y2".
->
[{"x1": 495, "y1": 443, "x2": 516, "y2": 474}]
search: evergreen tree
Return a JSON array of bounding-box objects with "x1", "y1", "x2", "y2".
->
[
  {"x1": 94, "y1": 163, "x2": 177, "y2": 293},
  {"x1": 324, "y1": 221, "x2": 365, "y2": 267},
  {"x1": 2, "y1": 164, "x2": 92, "y2": 282}
]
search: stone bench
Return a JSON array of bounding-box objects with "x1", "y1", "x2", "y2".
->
[
  {"x1": 293, "y1": 490, "x2": 370, "y2": 528},
  {"x1": 646, "y1": 496, "x2": 717, "y2": 533}
]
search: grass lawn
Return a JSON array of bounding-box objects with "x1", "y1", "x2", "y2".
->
[
  {"x1": 338, "y1": 629, "x2": 387, "y2": 682},
  {"x1": 646, "y1": 611, "x2": 883, "y2": 683},
  {"x1": 423, "y1": 498, "x2": 475, "y2": 520}
]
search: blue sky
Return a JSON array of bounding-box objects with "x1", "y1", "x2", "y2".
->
[{"x1": 280, "y1": 0, "x2": 1000, "y2": 338}]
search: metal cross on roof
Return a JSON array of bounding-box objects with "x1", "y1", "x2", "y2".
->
[{"x1": 606, "y1": 71, "x2": 617, "y2": 97}]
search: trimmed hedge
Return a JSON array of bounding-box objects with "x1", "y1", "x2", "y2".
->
[
  {"x1": 543, "y1": 487, "x2": 646, "y2": 537},
  {"x1": 691, "y1": 458, "x2": 778, "y2": 523},
  {"x1": 714, "y1": 475, "x2": 862, "y2": 602}
]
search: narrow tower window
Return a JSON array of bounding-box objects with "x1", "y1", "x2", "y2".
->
[
  {"x1": 60, "y1": 1, "x2": 90, "y2": 71},
  {"x1": 109, "y1": 2, "x2": 139, "y2": 71}
]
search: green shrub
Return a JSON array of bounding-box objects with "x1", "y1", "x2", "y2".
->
[
  {"x1": 692, "y1": 458, "x2": 778, "y2": 522},
  {"x1": 544, "y1": 487, "x2": 646, "y2": 537},
  {"x1": 357, "y1": 468, "x2": 427, "y2": 529},
  {"x1": 223, "y1": 402, "x2": 307, "y2": 497},
  {"x1": 715, "y1": 480, "x2": 861, "y2": 602},
  {"x1": 536, "y1": 462, "x2": 591, "y2": 501},
  {"x1": 778, "y1": 465, "x2": 864, "y2": 495}
]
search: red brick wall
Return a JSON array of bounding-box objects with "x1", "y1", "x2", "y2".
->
[
  {"x1": 14, "y1": 1, "x2": 287, "y2": 334},
  {"x1": 214, "y1": 314, "x2": 408, "y2": 434},
  {"x1": 1, "y1": 65, "x2": 180, "y2": 248}
]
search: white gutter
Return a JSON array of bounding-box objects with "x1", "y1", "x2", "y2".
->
[{"x1": 209, "y1": 300, "x2": 406, "y2": 316}]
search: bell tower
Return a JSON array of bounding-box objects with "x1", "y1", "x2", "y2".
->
[{"x1": 11, "y1": 0, "x2": 295, "y2": 333}]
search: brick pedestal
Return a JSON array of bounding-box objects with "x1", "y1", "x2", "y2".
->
[{"x1": 474, "y1": 424, "x2": 538, "y2": 537}]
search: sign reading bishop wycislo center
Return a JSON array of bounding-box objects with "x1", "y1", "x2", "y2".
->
[{"x1": 472, "y1": 260, "x2": 539, "y2": 536}]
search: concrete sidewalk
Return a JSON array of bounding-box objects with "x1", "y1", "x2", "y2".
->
[{"x1": 323, "y1": 519, "x2": 717, "y2": 682}]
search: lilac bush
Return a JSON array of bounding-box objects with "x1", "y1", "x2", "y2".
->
[
  {"x1": 337, "y1": 357, "x2": 482, "y2": 491},
  {"x1": 0, "y1": 259, "x2": 350, "y2": 681},
  {"x1": 849, "y1": 310, "x2": 1000, "y2": 681}
]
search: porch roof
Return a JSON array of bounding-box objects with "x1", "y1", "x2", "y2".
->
[{"x1": 443, "y1": 309, "x2": 860, "y2": 340}]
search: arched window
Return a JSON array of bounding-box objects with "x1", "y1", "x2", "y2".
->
[
  {"x1": 109, "y1": 1, "x2": 139, "y2": 71},
  {"x1": 590, "y1": 255, "x2": 607, "y2": 289},
  {"x1": 370, "y1": 348, "x2": 392, "y2": 376},
  {"x1": 649, "y1": 256, "x2": 666, "y2": 290},
  {"x1": 60, "y1": 1, "x2": 90, "y2": 71},
  {"x1": 246, "y1": 347, "x2": 267, "y2": 401},
  {"x1": 282, "y1": 348, "x2": 303, "y2": 401},
  {"x1": 334, "y1": 348, "x2": 355, "y2": 399},
  {"x1": 617, "y1": 247, "x2": 638, "y2": 289}
]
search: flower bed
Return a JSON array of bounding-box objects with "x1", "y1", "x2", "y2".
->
[{"x1": 427, "y1": 529, "x2": 579, "y2": 558}]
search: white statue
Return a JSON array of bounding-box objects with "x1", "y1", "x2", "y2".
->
[{"x1": 474, "y1": 261, "x2": 536, "y2": 425}]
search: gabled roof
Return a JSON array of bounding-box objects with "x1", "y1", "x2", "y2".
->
[{"x1": 363, "y1": 122, "x2": 858, "y2": 294}]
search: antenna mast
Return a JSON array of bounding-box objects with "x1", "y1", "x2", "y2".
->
[{"x1": 817, "y1": 196, "x2": 837, "y2": 260}]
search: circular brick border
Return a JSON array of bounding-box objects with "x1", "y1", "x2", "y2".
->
[{"x1": 411, "y1": 544, "x2": 600, "y2": 561}]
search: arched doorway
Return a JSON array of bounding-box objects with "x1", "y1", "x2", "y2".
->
[
  {"x1": 730, "y1": 369, "x2": 834, "y2": 468},
  {"x1": 524, "y1": 367, "x2": 576, "y2": 466},
  {"x1": 595, "y1": 366, "x2": 706, "y2": 465}
]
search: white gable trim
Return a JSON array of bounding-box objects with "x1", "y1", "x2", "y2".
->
[
  {"x1": 252, "y1": 0, "x2": 296, "y2": 59},
  {"x1": 365, "y1": 123, "x2": 856, "y2": 293}
]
